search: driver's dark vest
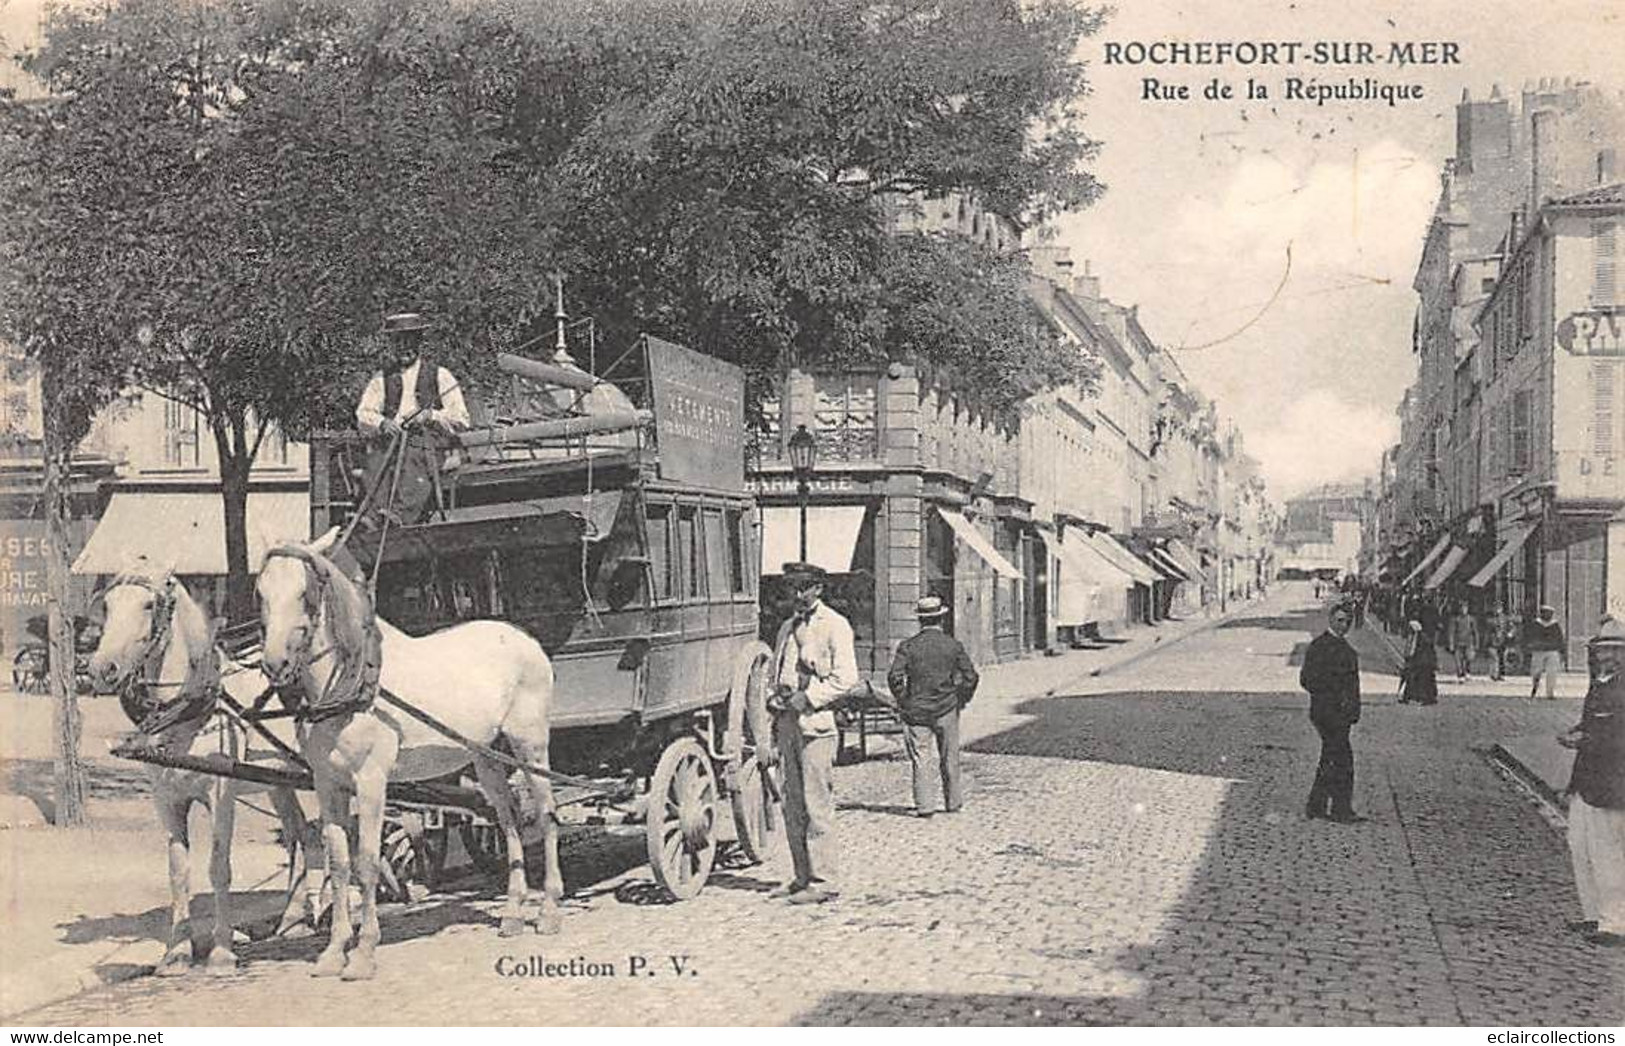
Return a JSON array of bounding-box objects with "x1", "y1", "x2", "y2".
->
[{"x1": 381, "y1": 360, "x2": 443, "y2": 420}]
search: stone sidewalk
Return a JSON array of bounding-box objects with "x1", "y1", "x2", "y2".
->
[{"x1": 0, "y1": 690, "x2": 296, "y2": 1019}]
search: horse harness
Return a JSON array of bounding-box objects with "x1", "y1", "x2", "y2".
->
[
  {"x1": 261, "y1": 545, "x2": 384, "y2": 725},
  {"x1": 109, "y1": 574, "x2": 220, "y2": 737}
]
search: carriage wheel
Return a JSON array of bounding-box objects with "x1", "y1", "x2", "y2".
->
[
  {"x1": 12, "y1": 648, "x2": 47, "y2": 695},
  {"x1": 646, "y1": 736, "x2": 718, "y2": 901},
  {"x1": 729, "y1": 755, "x2": 783, "y2": 865},
  {"x1": 458, "y1": 821, "x2": 508, "y2": 884},
  {"x1": 381, "y1": 813, "x2": 450, "y2": 901}
]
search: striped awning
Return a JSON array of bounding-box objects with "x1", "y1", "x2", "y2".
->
[
  {"x1": 1401, "y1": 533, "x2": 1452, "y2": 586},
  {"x1": 1466, "y1": 524, "x2": 1537, "y2": 588},
  {"x1": 1423, "y1": 544, "x2": 1468, "y2": 590}
]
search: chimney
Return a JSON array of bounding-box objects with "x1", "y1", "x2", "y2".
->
[
  {"x1": 1531, "y1": 108, "x2": 1558, "y2": 205},
  {"x1": 1073, "y1": 258, "x2": 1102, "y2": 301}
]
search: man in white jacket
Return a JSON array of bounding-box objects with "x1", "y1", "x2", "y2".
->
[
  {"x1": 354, "y1": 312, "x2": 469, "y2": 526},
  {"x1": 767, "y1": 562, "x2": 858, "y2": 905}
]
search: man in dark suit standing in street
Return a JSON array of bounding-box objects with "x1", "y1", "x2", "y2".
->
[
  {"x1": 888, "y1": 595, "x2": 980, "y2": 818},
  {"x1": 1300, "y1": 601, "x2": 1367, "y2": 824}
]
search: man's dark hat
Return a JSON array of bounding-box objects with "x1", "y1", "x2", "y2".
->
[
  {"x1": 914, "y1": 595, "x2": 949, "y2": 619},
  {"x1": 781, "y1": 561, "x2": 828, "y2": 584},
  {"x1": 382, "y1": 312, "x2": 431, "y2": 334}
]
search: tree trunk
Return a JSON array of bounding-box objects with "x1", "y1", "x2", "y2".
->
[
  {"x1": 218, "y1": 441, "x2": 253, "y2": 626},
  {"x1": 40, "y1": 370, "x2": 86, "y2": 826}
]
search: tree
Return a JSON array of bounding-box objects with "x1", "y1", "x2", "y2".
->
[
  {"x1": 7, "y1": 0, "x2": 560, "y2": 621},
  {"x1": 542, "y1": 0, "x2": 1107, "y2": 402}
]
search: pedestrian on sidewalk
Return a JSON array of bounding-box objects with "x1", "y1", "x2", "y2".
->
[
  {"x1": 1399, "y1": 620, "x2": 1439, "y2": 705},
  {"x1": 1486, "y1": 604, "x2": 1510, "y2": 681},
  {"x1": 1299, "y1": 602, "x2": 1367, "y2": 823},
  {"x1": 766, "y1": 562, "x2": 858, "y2": 905},
  {"x1": 887, "y1": 596, "x2": 980, "y2": 819},
  {"x1": 1449, "y1": 603, "x2": 1478, "y2": 681},
  {"x1": 1526, "y1": 606, "x2": 1566, "y2": 700},
  {"x1": 1556, "y1": 617, "x2": 1625, "y2": 946}
]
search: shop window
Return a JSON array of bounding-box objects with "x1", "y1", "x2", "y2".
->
[
  {"x1": 646, "y1": 503, "x2": 675, "y2": 602},
  {"x1": 813, "y1": 373, "x2": 879, "y2": 462}
]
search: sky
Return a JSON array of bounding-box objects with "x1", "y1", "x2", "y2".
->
[
  {"x1": 1053, "y1": 0, "x2": 1623, "y2": 499},
  {"x1": 4, "y1": 0, "x2": 1622, "y2": 500}
]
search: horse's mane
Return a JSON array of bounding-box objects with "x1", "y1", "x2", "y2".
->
[{"x1": 315, "y1": 550, "x2": 377, "y2": 655}]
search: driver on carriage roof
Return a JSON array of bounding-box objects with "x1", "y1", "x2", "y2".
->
[{"x1": 355, "y1": 311, "x2": 471, "y2": 528}]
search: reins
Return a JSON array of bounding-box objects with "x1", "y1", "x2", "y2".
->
[{"x1": 261, "y1": 545, "x2": 383, "y2": 724}]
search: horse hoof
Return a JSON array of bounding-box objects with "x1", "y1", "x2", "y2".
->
[
  {"x1": 534, "y1": 911, "x2": 562, "y2": 936},
  {"x1": 205, "y1": 950, "x2": 239, "y2": 977},
  {"x1": 498, "y1": 916, "x2": 525, "y2": 938},
  {"x1": 154, "y1": 958, "x2": 190, "y2": 979},
  {"x1": 341, "y1": 955, "x2": 377, "y2": 981},
  {"x1": 311, "y1": 952, "x2": 346, "y2": 978}
]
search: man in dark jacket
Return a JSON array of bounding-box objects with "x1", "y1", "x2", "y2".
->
[
  {"x1": 887, "y1": 595, "x2": 980, "y2": 818},
  {"x1": 1558, "y1": 617, "x2": 1625, "y2": 945},
  {"x1": 1527, "y1": 605, "x2": 1566, "y2": 700},
  {"x1": 1300, "y1": 602, "x2": 1366, "y2": 823}
]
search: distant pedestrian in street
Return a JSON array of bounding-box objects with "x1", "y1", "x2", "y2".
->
[
  {"x1": 1399, "y1": 620, "x2": 1439, "y2": 705},
  {"x1": 1556, "y1": 617, "x2": 1625, "y2": 946},
  {"x1": 766, "y1": 562, "x2": 857, "y2": 905},
  {"x1": 1485, "y1": 604, "x2": 1510, "y2": 681},
  {"x1": 1299, "y1": 602, "x2": 1366, "y2": 823},
  {"x1": 1527, "y1": 605, "x2": 1566, "y2": 700},
  {"x1": 887, "y1": 596, "x2": 980, "y2": 819},
  {"x1": 1449, "y1": 604, "x2": 1478, "y2": 681}
]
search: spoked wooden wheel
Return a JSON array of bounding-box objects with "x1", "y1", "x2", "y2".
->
[
  {"x1": 380, "y1": 812, "x2": 449, "y2": 901},
  {"x1": 729, "y1": 754, "x2": 783, "y2": 865},
  {"x1": 646, "y1": 736, "x2": 718, "y2": 901}
]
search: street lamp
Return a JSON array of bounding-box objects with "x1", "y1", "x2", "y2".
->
[{"x1": 787, "y1": 424, "x2": 816, "y2": 563}]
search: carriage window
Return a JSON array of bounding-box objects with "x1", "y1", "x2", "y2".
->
[
  {"x1": 677, "y1": 505, "x2": 702, "y2": 600},
  {"x1": 703, "y1": 508, "x2": 729, "y2": 601},
  {"x1": 725, "y1": 508, "x2": 746, "y2": 595},
  {"x1": 646, "y1": 503, "x2": 675, "y2": 602}
]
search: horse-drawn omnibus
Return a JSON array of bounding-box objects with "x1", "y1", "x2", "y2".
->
[{"x1": 307, "y1": 333, "x2": 781, "y2": 902}]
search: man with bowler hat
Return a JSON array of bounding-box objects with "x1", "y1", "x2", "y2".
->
[
  {"x1": 766, "y1": 562, "x2": 858, "y2": 904},
  {"x1": 888, "y1": 595, "x2": 979, "y2": 818},
  {"x1": 355, "y1": 312, "x2": 470, "y2": 527},
  {"x1": 1300, "y1": 601, "x2": 1366, "y2": 823}
]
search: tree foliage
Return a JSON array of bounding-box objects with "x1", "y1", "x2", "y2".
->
[{"x1": 0, "y1": 0, "x2": 1107, "y2": 609}]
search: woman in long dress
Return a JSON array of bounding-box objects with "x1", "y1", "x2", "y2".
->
[{"x1": 1400, "y1": 619, "x2": 1439, "y2": 705}]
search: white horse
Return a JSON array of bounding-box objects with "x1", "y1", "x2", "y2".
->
[
  {"x1": 256, "y1": 527, "x2": 563, "y2": 981},
  {"x1": 88, "y1": 563, "x2": 321, "y2": 977}
]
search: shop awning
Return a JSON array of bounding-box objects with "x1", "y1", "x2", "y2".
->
[
  {"x1": 1423, "y1": 544, "x2": 1468, "y2": 590},
  {"x1": 73, "y1": 490, "x2": 309, "y2": 576},
  {"x1": 1466, "y1": 523, "x2": 1537, "y2": 588},
  {"x1": 760, "y1": 505, "x2": 868, "y2": 575},
  {"x1": 1150, "y1": 548, "x2": 1190, "y2": 580},
  {"x1": 1164, "y1": 539, "x2": 1210, "y2": 584},
  {"x1": 1401, "y1": 533, "x2": 1452, "y2": 586},
  {"x1": 1083, "y1": 531, "x2": 1161, "y2": 586},
  {"x1": 937, "y1": 509, "x2": 1022, "y2": 580},
  {"x1": 1058, "y1": 530, "x2": 1137, "y2": 590}
]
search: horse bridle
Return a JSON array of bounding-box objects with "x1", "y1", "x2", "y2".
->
[
  {"x1": 261, "y1": 545, "x2": 381, "y2": 724},
  {"x1": 103, "y1": 573, "x2": 216, "y2": 735}
]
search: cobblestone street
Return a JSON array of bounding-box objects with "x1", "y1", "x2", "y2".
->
[{"x1": 19, "y1": 590, "x2": 1624, "y2": 1026}]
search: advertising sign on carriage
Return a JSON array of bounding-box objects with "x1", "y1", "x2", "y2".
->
[{"x1": 645, "y1": 335, "x2": 746, "y2": 492}]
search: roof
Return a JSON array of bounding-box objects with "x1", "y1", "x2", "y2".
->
[{"x1": 1547, "y1": 182, "x2": 1625, "y2": 210}]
